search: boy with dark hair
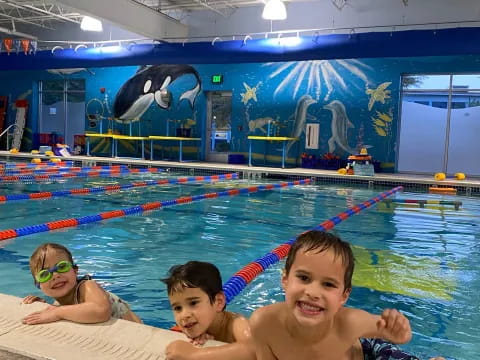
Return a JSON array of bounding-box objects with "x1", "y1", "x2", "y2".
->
[{"x1": 162, "y1": 261, "x2": 254, "y2": 360}]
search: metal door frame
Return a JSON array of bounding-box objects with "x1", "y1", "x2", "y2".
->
[{"x1": 205, "y1": 90, "x2": 232, "y2": 162}]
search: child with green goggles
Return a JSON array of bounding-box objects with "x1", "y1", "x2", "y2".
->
[
  {"x1": 35, "y1": 260, "x2": 74, "y2": 286},
  {"x1": 22, "y1": 242, "x2": 142, "y2": 325}
]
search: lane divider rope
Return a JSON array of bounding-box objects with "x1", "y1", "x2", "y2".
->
[
  {"x1": 0, "y1": 172, "x2": 238, "y2": 202},
  {"x1": 222, "y1": 186, "x2": 403, "y2": 304},
  {"x1": 0, "y1": 178, "x2": 311, "y2": 241},
  {"x1": 3, "y1": 164, "x2": 128, "y2": 176},
  {"x1": 0, "y1": 167, "x2": 164, "y2": 184},
  {"x1": 4, "y1": 161, "x2": 74, "y2": 168}
]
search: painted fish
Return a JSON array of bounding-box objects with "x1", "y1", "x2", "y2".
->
[{"x1": 113, "y1": 64, "x2": 201, "y2": 123}]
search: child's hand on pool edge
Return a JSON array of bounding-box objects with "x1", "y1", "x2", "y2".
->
[
  {"x1": 189, "y1": 332, "x2": 214, "y2": 346},
  {"x1": 22, "y1": 304, "x2": 61, "y2": 325},
  {"x1": 22, "y1": 295, "x2": 47, "y2": 304},
  {"x1": 165, "y1": 339, "x2": 197, "y2": 360}
]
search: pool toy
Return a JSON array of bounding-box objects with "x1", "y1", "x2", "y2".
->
[
  {"x1": 50, "y1": 158, "x2": 61, "y2": 163},
  {"x1": 44, "y1": 150, "x2": 54, "y2": 156},
  {"x1": 31, "y1": 158, "x2": 41, "y2": 164},
  {"x1": 9, "y1": 148, "x2": 18, "y2": 153},
  {"x1": 31, "y1": 150, "x2": 39, "y2": 154},
  {"x1": 346, "y1": 148, "x2": 374, "y2": 176},
  {"x1": 434, "y1": 172, "x2": 466, "y2": 181},
  {"x1": 429, "y1": 187, "x2": 457, "y2": 195}
]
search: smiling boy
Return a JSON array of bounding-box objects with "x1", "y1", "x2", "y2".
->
[{"x1": 249, "y1": 230, "x2": 414, "y2": 360}]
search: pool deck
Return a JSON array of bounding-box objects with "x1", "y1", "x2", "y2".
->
[
  {"x1": 1, "y1": 151, "x2": 479, "y2": 194},
  {"x1": 0, "y1": 293, "x2": 223, "y2": 360}
]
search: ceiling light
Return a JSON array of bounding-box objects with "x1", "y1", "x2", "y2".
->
[
  {"x1": 80, "y1": 16, "x2": 103, "y2": 32},
  {"x1": 262, "y1": 0, "x2": 287, "y2": 20}
]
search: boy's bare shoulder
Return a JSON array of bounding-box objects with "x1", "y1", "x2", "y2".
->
[
  {"x1": 228, "y1": 311, "x2": 252, "y2": 342},
  {"x1": 250, "y1": 303, "x2": 284, "y2": 328}
]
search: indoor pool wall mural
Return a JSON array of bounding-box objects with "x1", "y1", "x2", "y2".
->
[{"x1": 0, "y1": 57, "x2": 399, "y2": 167}]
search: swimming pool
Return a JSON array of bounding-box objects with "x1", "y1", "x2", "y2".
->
[{"x1": 0, "y1": 168, "x2": 478, "y2": 360}]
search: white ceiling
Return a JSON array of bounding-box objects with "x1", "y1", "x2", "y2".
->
[
  {"x1": 1, "y1": 0, "x2": 480, "y2": 46},
  {"x1": 0, "y1": 0, "x2": 287, "y2": 40}
]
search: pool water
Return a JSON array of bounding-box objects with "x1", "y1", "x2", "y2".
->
[{"x1": 0, "y1": 171, "x2": 478, "y2": 360}]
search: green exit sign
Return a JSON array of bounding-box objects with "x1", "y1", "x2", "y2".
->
[{"x1": 211, "y1": 74, "x2": 223, "y2": 84}]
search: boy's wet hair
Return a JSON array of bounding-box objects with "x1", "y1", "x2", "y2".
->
[
  {"x1": 29, "y1": 243, "x2": 76, "y2": 280},
  {"x1": 161, "y1": 261, "x2": 223, "y2": 304},
  {"x1": 284, "y1": 230, "x2": 355, "y2": 291}
]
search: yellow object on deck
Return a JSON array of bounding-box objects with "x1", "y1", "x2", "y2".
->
[
  {"x1": 247, "y1": 136, "x2": 298, "y2": 168},
  {"x1": 148, "y1": 136, "x2": 201, "y2": 162}
]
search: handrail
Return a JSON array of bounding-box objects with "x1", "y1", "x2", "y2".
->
[
  {"x1": 0, "y1": 124, "x2": 18, "y2": 139},
  {"x1": 0, "y1": 124, "x2": 19, "y2": 150}
]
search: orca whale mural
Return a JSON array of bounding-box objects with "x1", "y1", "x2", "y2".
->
[{"x1": 113, "y1": 64, "x2": 201, "y2": 123}]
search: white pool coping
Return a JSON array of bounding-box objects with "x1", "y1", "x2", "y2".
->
[{"x1": 0, "y1": 293, "x2": 223, "y2": 360}]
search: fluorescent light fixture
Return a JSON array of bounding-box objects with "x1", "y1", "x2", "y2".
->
[
  {"x1": 262, "y1": 0, "x2": 287, "y2": 20},
  {"x1": 80, "y1": 16, "x2": 103, "y2": 32}
]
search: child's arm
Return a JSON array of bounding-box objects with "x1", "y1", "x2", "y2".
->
[
  {"x1": 249, "y1": 307, "x2": 279, "y2": 360},
  {"x1": 22, "y1": 280, "x2": 111, "y2": 325},
  {"x1": 165, "y1": 340, "x2": 255, "y2": 360},
  {"x1": 346, "y1": 308, "x2": 412, "y2": 344}
]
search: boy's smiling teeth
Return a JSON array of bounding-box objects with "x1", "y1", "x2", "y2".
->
[
  {"x1": 297, "y1": 301, "x2": 324, "y2": 314},
  {"x1": 183, "y1": 322, "x2": 197, "y2": 329}
]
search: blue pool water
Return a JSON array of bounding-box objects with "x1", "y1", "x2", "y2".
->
[{"x1": 0, "y1": 170, "x2": 478, "y2": 360}]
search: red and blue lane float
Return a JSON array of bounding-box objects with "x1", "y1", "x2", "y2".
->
[
  {"x1": 0, "y1": 173, "x2": 238, "y2": 203},
  {"x1": 0, "y1": 166, "x2": 164, "y2": 184},
  {"x1": 0, "y1": 178, "x2": 311, "y2": 241},
  {"x1": 2, "y1": 164, "x2": 129, "y2": 176},
  {"x1": 222, "y1": 186, "x2": 403, "y2": 304},
  {"x1": 3, "y1": 161, "x2": 74, "y2": 169}
]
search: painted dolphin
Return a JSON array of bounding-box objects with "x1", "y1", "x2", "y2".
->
[
  {"x1": 286, "y1": 95, "x2": 317, "y2": 155},
  {"x1": 113, "y1": 64, "x2": 201, "y2": 123},
  {"x1": 324, "y1": 100, "x2": 356, "y2": 154}
]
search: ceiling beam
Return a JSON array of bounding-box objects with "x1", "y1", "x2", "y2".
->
[
  {"x1": 56, "y1": 0, "x2": 188, "y2": 39},
  {"x1": 190, "y1": 0, "x2": 228, "y2": 16},
  {"x1": 0, "y1": 24, "x2": 37, "y2": 39}
]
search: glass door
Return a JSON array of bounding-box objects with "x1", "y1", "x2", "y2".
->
[
  {"x1": 205, "y1": 91, "x2": 232, "y2": 162},
  {"x1": 446, "y1": 75, "x2": 480, "y2": 176},
  {"x1": 39, "y1": 79, "x2": 85, "y2": 149},
  {"x1": 398, "y1": 75, "x2": 450, "y2": 174},
  {"x1": 398, "y1": 74, "x2": 480, "y2": 176}
]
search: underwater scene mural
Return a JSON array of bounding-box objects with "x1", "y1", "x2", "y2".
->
[
  {"x1": 4, "y1": 53, "x2": 480, "y2": 169},
  {"x1": 0, "y1": 57, "x2": 400, "y2": 167}
]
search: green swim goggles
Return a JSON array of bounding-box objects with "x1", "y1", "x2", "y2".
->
[{"x1": 35, "y1": 260, "x2": 74, "y2": 285}]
